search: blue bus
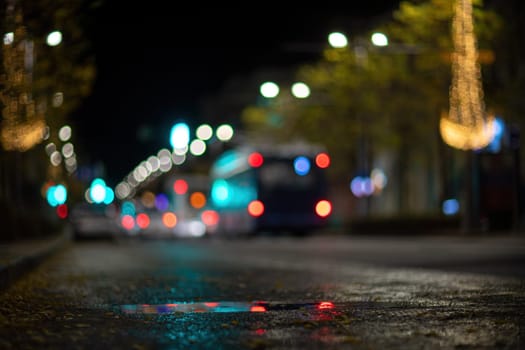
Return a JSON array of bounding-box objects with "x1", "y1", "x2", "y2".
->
[{"x1": 207, "y1": 142, "x2": 332, "y2": 236}]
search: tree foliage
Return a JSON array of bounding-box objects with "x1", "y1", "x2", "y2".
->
[
  {"x1": 241, "y1": 0, "x2": 503, "y2": 187},
  {"x1": 0, "y1": 0, "x2": 102, "y2": 238},
  {"x1": 1, "y1": 0, "x2": 101, "y2": 135}
]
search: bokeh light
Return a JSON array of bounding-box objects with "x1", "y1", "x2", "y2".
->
[
  {"x1": 136, "y1": 213, "x2": 150, "y2": 229},
  {"x1": 371, "y1": 32, "x2": 388, "y2": 47},
  {"x1": 173, "y1": 179, "x2": 188, "y2": 195},
  {"x1": 58, "y1": 125, "x2": 72, "y2": 141},
  {"x1": 216, "y1": 124, "x2": 234, "y2": 142},
  {"x1": 90, "y1": 178, "x2": 107, "y2": 204},
  {"x1": 46, "y1": 30, "x2": 62, "y2": 46},
  {"x1": 189, "y1": 139, "x2": 206, "y2": 156},
  {"x1": 248, "y1": 152, "x2": 264, "y2": 168},
  {"x1": 442, "y1": 199, "x2": 460, "y2": 216},
  {"x1": 293, "y1": 156, "x2": 311, "y2": 176},
  {"x1": 121, "y1": 215, "x2": 135, "y2": 230},
  {"x1": 260, "y1": 81, "x2": 279, "y2": 98},
  {"x1": 3, "y1": 32, "x2": 14, "y2": 45},
  {"x1": 291, "y1": 82, "x2": 310, "y2": 99},
  {"x1": 196, "y1": 124, "x2": 213, "y2": 141},
  {"x1": 315, "y1": 152, "x2": 330, "y2": 168},
  {"x1": 315, "y1": 200, "x2": 332, "y2": 218},
  {"x1": 155, "y1": 193, "x2": 169, "y2": 211},
  {"x1": 162, "y1": 212, "x2": 177, "y2": 228},
  {"x1": 328, "y1": 32, "x2": 348, "y2": 48},
  {"x1": 248, "y1": 200, "x2": 264, "y2": 217},
  {"x1": 189, "y1": 191, "x2": 206, "y2": 209},
  {"x1": 201, "y1": 210, "x2": 219, "y2": 226},
  {"x1": 170, "y1": 122, "x2": 190, "y2": 150},
  {"x1": 56, "y1": 204, "x2": 68, "y2": 219}
]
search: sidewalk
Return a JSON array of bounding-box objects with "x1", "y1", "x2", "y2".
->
[{"x1": 0, "y1": 229, "x2": 71, "y2": 290}]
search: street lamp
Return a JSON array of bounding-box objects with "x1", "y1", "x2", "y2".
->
[
  {"x1": 327, "y1": 32, "x2": 348, "y2": 48},
  {"x1": 291, "y1": 82, "x2": 310, "y2": 99},
  {"x1": 46, "y1": 30, "x2": 62, "y2": 47},
  {"x1": 260, "y1": 81, "x2": 280, "y2": 98},
  {"x1": 371, "y1": 32, "x2": 388, "y2": 47}
]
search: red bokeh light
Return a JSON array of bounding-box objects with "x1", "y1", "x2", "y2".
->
[
  {"x1": 315, "y1": 152, "x2": 330, "y2": 168},
  {"x1": 250, "y1": 305, "x2": 267, "y2": 312},
  {"x1": 317, "y1": 301, "x2": 335, "y2": 310},
  {"x1": 201, "y1": 210, "x2": 219, "y2": 226},
  {"x1": 247, "y1": 200, "x2": 264, "y2": 217},
  {"x1": 121, "y1": 215, "x2": 135, "y2": 230},
  {"x1": 173, "y1": 179, "x2": 188, "y2": 195},
  {"x1": 56, "y1": 204, "x2": 68, "y2": 219},
  {"x1": 136, "y1": 213, "x2": 150, "y2": 229},
  {"x1": 248, "y1": 152, "x2": 264, "y2": 168}
]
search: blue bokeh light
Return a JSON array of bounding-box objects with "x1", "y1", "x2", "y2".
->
[
  {"x1": 442, "y1": 199, "x2": 460, "y2": 216},
  {"x1": 294, "y1": 156, "x2": 311, "y2": 176}
]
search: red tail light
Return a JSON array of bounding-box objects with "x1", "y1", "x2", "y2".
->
[
  {"x1": 248, "y1": 152, "x2": 264, "y2": 167},
  {"x1": 201, "y1": 210, "x2": 219, "y2": 226},
  {"x1": 247, "y1": 200, "x2": 264, "y2": 217},
  {"x1": 136, "y1": 213, "x2": 150, "y2": 229},
  {"x1": 315, "y1": 152, "x2": 330, "y2": 168}
]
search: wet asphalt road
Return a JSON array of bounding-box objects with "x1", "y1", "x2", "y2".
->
[{"x1": 1, "y1": 233, "x2": 524, "y2": 349}]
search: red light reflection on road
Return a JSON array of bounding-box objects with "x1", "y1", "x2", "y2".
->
[
  {"x1": 250, "y1": 305, "x2": 267, "y2": 312},
  {"x1": 119, "y1": 300, "x2": 336, "y2": 315},
  {"x1": 317, "y1": 301, "x2": 335, "y2": 310}
]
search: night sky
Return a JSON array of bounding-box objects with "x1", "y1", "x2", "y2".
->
[{"x1": 72, "y1": 1, "x2": 401, "y2": 184}]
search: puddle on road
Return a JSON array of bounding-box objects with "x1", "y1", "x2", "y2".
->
[{"x1": 120, "y1": 300, "x2": 337, "y2": 314}]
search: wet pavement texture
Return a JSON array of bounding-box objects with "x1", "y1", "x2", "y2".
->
[{"x1": 0, "y1": 235, "x2": 524, "y2": 349}]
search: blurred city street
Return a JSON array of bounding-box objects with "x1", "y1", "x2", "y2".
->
[
  {"x1": 1, "y1": 231, "x2": 524, "y2": 349},
  {"x1": 2, "y1": 0, "x2": 525, "y2": 348}
]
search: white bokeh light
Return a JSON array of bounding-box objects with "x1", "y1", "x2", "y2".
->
[
  {"x1": 116, "y1": 182, "x2": 131, "y2": 199},
  {"x1": 46, "y1": 31, "x2": 62, "y2": 46},
  {"x1": 58, "y1": 125, "x2": 71, "y2": 142},
  {"x1": 328, "y1": 32, "x2": 348, "y2": 48},
  {"x1": 216, "y1": 124, "x2": 234, "y2": 141},
  {"x1": 3, "y1": 32, "x2": 14, "y2": 45},
  {"x1": 61, "y1": 142, "x2": 74, "y2": 158},
  {"x1": 291, "y1": 82, "x2": 310, "y2": 99},
  {"x1": 260, "y1": 82, "x2": 279, "y2": 98},
  {"x1": 371, "y1": 32, "x2": 388, "y2": 47},
  {"x1": 189, "y1": 139, "x2": 206, "y2": 156},
  {"x1": 196, "y1": 124, "x2": 213, "y2": 141}
]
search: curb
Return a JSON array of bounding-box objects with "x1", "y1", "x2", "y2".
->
[{"x1": 0, "y1": 229, "x2": 71, "y2": 290}]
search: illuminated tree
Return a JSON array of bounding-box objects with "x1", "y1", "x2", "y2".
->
[
  {"x1": 241, "y1": 0, "x2": 502, "y2": 215},
  {"x1": 0, "y1": 0, "x2": 99, "y2": 239},
  {"x1": 439, "y1": 0, "x2": 495, "y2": 150}
]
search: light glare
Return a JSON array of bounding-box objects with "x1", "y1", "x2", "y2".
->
[
  {"x1": 371, "y1": 32, "x2": 388, "y2": 47},
  {"x1": 291, "y1": 82, "x2": 310, "y2": 99},
  {"x1": 328, "y1": 32, "x2": 348, "y2": 48},
  {"x1": 46, "y1": 31, "x2": 62, "y2": 46},
  {"x1": 260, "y1": 82, "x2": 279, "y2": 98}
]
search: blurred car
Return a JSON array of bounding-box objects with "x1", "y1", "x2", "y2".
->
[{"x1": 69, "y1": 202, "x2": 120, "y2": 240}]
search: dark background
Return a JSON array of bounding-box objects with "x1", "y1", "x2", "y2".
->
[{"x1": 72, "y1": 2, "x2": 402, "y2": 183}]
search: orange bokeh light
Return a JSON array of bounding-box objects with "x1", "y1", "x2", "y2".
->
[
  {"x1": 247, "y1": 200, "x2": 264, "y2": 217},
  {"x1": 162, "y1": 212, "x2": 177, "y2": 228},
  {"x1": 189, "y1": 191, "x2": 206, "y2": 209},
  {"x1": 315, "y1": 200, "x2": 332, "y2": 218}
]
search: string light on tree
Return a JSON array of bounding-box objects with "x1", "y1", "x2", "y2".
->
[
  {"x1": 0, "y1": 1, "x2": 46, "y2": 151},
  {"x1": 439, "y1": 0, "x2": 495, "y2": 150}
]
